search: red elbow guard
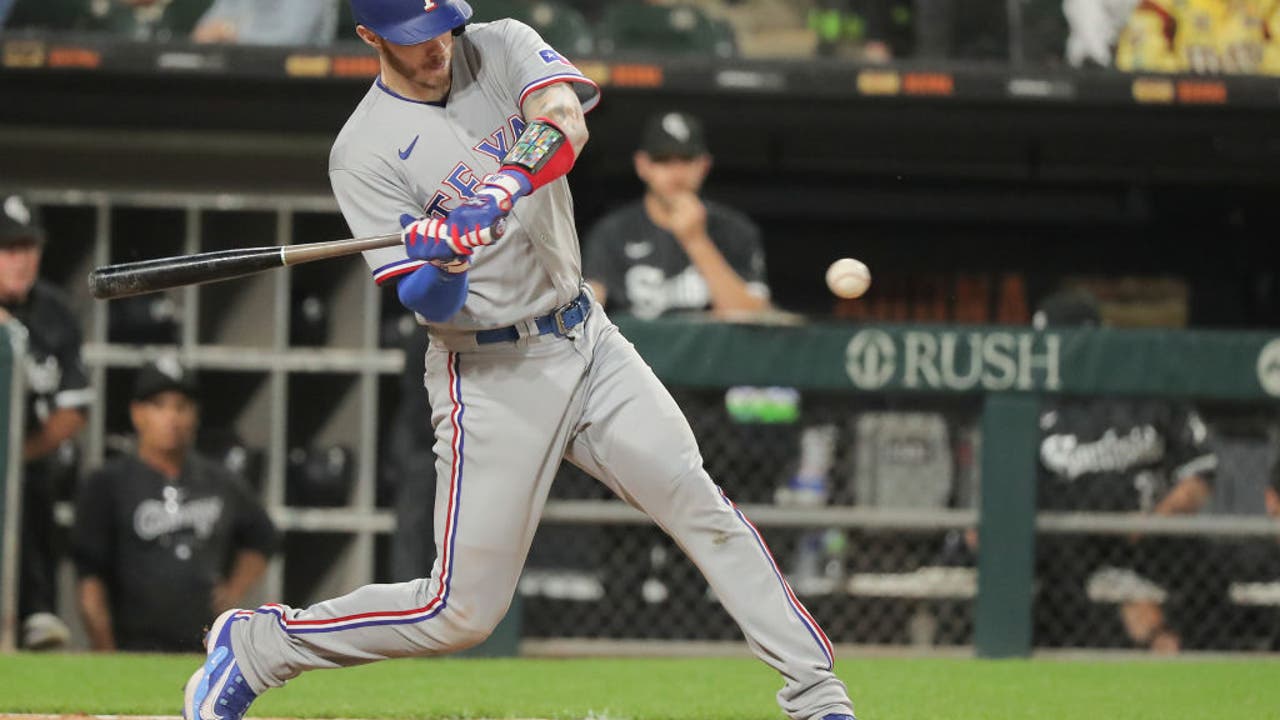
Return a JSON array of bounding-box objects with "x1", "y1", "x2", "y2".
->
[{"x1": 500, "y1": 117, "x2": 577, "y2": 192}]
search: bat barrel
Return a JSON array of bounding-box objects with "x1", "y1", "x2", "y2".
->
[{"x1": 88, "y1": 247, "x2": 284, "y2": 300}]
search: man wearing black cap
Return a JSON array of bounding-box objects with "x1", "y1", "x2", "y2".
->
[
  {"x1": 583, "y1": 110, "x2": 771, "y2": 320},
  {"x1": 72, "y1": 358, "x2": 278, "y2": 652},
  {"x1": 0, "y1": 193, "x2": 91, "y2": 649}
]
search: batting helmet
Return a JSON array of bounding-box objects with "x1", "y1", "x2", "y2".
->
[{"x1": 351, "y1": 0, "x2": 473, "y2": 45}]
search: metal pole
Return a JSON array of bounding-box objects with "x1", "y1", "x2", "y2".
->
[{"x1": 0, "y1": 321, "x2": 28, "y2": 651}]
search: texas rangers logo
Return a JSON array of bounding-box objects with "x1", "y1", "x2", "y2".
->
[{"x1": 424, "y1": 0, "x2": 437, "y2": 11}]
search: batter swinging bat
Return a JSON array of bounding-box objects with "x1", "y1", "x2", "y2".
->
[{"x1": 87, "y1": 223, "x2": 504, "y2": 300}]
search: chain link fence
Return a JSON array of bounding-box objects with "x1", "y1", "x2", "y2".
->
[{"x1": 519, "y1": 388, "x2": 1280, "y2": 653}]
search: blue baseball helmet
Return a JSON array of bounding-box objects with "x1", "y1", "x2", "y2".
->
[{"x1": 350, "y1": 0, "x2": 473, "y2": 45}]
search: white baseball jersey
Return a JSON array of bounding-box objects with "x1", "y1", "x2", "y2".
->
[{"x1": 329, "y1": 19, "x2": 599, "y2": 330}]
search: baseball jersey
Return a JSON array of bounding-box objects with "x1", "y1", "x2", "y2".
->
[
  {"x1": 72, "y1": 453, "x2": 278, "y2": 652},
  {"x1": 330, "y1": 20, "x2": 600, "y2": 331},
  {"x1": 1, "y1": 279, "x2": 92, "y2": 434},
  {"x1": 1037, "y1": 399, "x2": 1217, "y2": 513},
  {"x1": 581, "y1": 199, "x2": 767, "y2": 319}
]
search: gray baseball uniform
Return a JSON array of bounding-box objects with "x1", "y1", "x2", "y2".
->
[{"x1": 228, "y1": 19, "x2": 854, "y2": 720}]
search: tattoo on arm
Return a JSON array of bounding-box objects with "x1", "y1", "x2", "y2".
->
[{"x1": 522, "y1": 83, "x2": 588, "y2": 154}]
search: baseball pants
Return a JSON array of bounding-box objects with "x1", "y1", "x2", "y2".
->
[{"x1": 230, "y1": 303, "x2": 854, "y2": 720}]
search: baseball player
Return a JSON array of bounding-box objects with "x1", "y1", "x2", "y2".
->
[{"x1": 183, "y1": 2, "x2": 856, "y2": 720}]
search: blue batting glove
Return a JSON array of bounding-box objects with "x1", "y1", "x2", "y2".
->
[
  {"x1": 400, "y1": 213, "x2": 468, "y2": 262},
  {"x1": 441, "y1": 170, "x2": 530, "y2": 251}
]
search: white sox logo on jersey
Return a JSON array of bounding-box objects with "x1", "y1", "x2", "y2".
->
[{"x1": 421, "y1": 115, "x2": 527, "y2": 219}]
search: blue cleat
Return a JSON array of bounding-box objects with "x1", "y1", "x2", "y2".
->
[
  {"x1": 183, "y1": 609, "x2": 258, "y2": 720},
  {"x1": 821, "y1": 715, "x2": 857, "y2": 720}
]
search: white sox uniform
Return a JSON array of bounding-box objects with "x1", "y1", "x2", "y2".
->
[{"x1": 225, "y1": 19, "x2": 854, "y2": 720}]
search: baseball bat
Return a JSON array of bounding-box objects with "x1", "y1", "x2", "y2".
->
[{"x1": 88, "y1": 222, "x2": 503, "y2": 300}]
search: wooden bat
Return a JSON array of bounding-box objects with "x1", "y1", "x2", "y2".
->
[{"x1": 87, "y1": 223, "x2": 502, "y2": 300}]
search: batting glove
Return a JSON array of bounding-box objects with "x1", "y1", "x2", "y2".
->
[
  {"x1": 401, "y1": 214, "x2": 471, "y2": 262},
  {"x1": 441, "y1": 170, "x2": 531, "y2": 248}
]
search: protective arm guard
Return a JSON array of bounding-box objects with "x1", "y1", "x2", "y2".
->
[
  {"x1": 396, "y1": 263, "x2": 469, "y2": 323},
  {"x1": 500, "y1": 117, "x2": 576, "y2": 191},
  {"x1": 470, "y1": 117, "x2": 577, "y2": 210}
]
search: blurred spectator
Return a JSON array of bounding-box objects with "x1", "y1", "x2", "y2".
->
[
  {"x1": 808, "y1": 0, "x2": 909, "y2": 61},
  {"x1": 913, "y1": 0, "x2": 1010, "y2": 60},
  {"x1": 6, "y1": 0, "x2": 211, "y2": 41},
  {"x1": 583, "y1": 110, "x2": 770, "y2": 320},
  {"x1": 73, "y1": 359, "x2": 277, "y2": 652},
  {"x1": 1115, "y1": 0, "x2": 1280, "y2": 75},
  {"x1": 684, "y1": 0, "x2": 817, "y2": 57},
  {"x1": 0, "y1": 0, "x2": 15, "y2": 27},
  {"x1": 468, "y1": 0, "x2": 595, "y2": 56},
  {"x1": 192, "y1": 0, "x2": 339, "y2": 46},
  {"x1": 1032, "y1": 289, "x2": 1218, "y2": 653},
  {"x1": 595, "y1": 1, "x2": 736, "y2": 57},
  {"x1": 1064, "y1": 0, "x2": 1141, "y2": 68},
  {"x1": 0, "y1": 194, "x2": 91, "y2": 650}
]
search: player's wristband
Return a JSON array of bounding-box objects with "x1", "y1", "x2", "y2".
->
[{"x1": 499, "y1": 117, "x2": 576, "y2": 192}]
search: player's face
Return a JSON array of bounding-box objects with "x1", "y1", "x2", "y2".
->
[
  {"x1": 0, "y1": 242, "x2": 41, "y2": 303},
  {"x1": 361, "y1": 26, "x2": 455, "y2": 100},
  {"x1": 634, "y1": 152, "x2": 712, "y2": 199},
  {"x1": 132, "y1": 391, "x2": 198, "y2": 455}
]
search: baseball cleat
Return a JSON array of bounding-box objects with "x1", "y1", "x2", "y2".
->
[
  {"x1": 183, "y1": 609, "x2": 258, "y2": 720},
  {"x1": 821, "y1": 715, "x2": 857, "y2": 719}
]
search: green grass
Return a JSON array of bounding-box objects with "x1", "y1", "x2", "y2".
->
[{"x1": 1, "y1": 653, "x2": 1278, "y2": 720}]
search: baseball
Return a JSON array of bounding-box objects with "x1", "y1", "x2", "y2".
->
[{"x1": 825, "y1": 258, "x2": 871, "y2": 299}]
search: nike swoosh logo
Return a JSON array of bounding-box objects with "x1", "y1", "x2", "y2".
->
[
  {"x1": 200, "y1": 659, "x2": 235, "y2": 720},
  {"x1": 398, "y1": 135, "x2": 420, "y2": 160}
]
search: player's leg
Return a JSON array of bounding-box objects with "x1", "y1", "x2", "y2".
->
[
  {"x1": 565, "y1": 317, "x2": 855, "y2": 720},
  {"x1": 220, "y1": 341, "x2": 590, "y2": 693}
]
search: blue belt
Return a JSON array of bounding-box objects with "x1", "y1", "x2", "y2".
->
[{"x1": 474, "y1": 290, "x2": 592, "y2": 345}]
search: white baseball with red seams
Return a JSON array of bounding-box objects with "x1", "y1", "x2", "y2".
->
[
  {"x1": 219, "y1": 16, "x2": 856, "y2": 720},
  {"x1": 826, "y1": 258, "x2": 871, "y2": 299}
]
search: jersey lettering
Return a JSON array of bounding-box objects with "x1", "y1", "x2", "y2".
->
[
  {"x1": 423, "y1": 190, "x2": 454, "y2": 219},
  {"x1": 474, "y1": 116, "x2": 528, "y2": 163},
  {"x1": 445, "y1": 162, "x2": 480, "y2": 199}
]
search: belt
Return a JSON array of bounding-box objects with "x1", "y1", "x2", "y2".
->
[{"x1": 474, "y1": 290, "x2": 592, "y2": 345}]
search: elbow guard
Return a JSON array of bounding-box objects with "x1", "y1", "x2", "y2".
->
[
  {"x1": 499, "y1": 117, "x2": 576, "y2": 192},
  {"x1": 397, "y1": 263, "x2": 469, "y2": 323}
]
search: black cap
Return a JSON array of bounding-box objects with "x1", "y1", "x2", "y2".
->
[
  {"x1": 0, "y1": 195, "x2": 45, "y2": 248},
  {"x1": 1033, "y1": 289, "x2": 1102, "y2": 329},
  {"x1": 133, "y1": 357, "x2": 200, "y2": 402},
  {"x1": 639, "y1": 111, "x2": 708, "y2": 158}
]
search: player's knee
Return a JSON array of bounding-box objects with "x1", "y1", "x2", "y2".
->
[{"x1": 445, "y1": 615, "x2": 501, "y2": 651}]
